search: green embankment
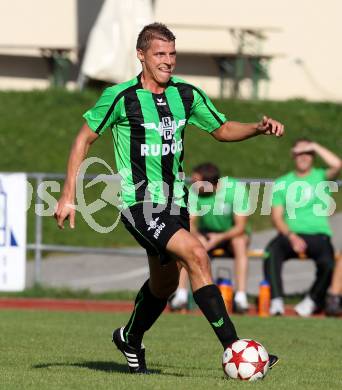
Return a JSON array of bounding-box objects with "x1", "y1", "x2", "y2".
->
[{"x1": 1, "y1": 90, "x2": 341, "y2": 248}]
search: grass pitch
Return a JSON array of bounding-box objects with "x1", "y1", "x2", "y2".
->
[{"x1": 0, "y1": 310, "x2": 341, "y2": 389}]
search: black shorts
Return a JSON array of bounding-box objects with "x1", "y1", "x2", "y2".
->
[{"x1": 121, "y1": 202, "x2": 190, "y2": 264}]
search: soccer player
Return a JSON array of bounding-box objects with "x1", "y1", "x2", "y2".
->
[
  {"x1": 170, "y1": 162, "x2": 251, "y2": 313},
  {"x1": 264, "y1": 138, "x2": 341, "y2": 316},
  {"x1": 55, "y1": 23, "x2": 284, "y2": 374}
]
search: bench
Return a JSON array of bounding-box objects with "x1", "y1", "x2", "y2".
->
[
  {"x1": 211, "y1": 248, "x2": 341, "y2": 261},
  {"x1": 184, "y1": 249, "x2": 341, "y2": 311}
]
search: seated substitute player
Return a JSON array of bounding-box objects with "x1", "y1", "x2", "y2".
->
[
  {"x1": 170, "y1": 162, "x2": 251, "y2": 313},
  {"x1": 264, "y1": 138, "x2": 341, "y2": 317},
  {"x1": 55, "y1": 23, "x2": 283, "y2": 374}
]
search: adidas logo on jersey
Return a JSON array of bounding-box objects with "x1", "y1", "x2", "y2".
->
[{"x1": 140, "y1": 140, "x2": 183, "y2": 157}]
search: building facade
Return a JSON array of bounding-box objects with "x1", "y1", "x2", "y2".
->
[{"x1": 0, "y1": 0, "x2": 341, "y2": 101}]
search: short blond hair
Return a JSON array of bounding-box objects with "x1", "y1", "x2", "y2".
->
[{"x1": 136, "y1": 23, "x2": 176, "y2": 51}]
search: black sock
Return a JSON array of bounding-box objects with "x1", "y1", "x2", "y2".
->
[
  {"x1": 123, "y1": 280, "x2": 167, "y2": 348},
  {"x1": 193, "y1": 284, "x2": 238, "y2": 349}
]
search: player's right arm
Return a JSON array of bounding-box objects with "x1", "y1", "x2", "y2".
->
[
  {"x1": 271, "y1": 205, "x2": 307, "y2": 253},
  {"x1": 190, "y1": 215, "x2": 209, "y2": 248},
  {"x1": 55, "y1": 124, "x2": 99, "y2": 229},
  {"x1": 55, "y1": 85, "x2": 123, "y2": 229}
]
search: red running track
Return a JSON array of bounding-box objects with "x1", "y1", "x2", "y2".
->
[
  {"x1": 0, "y1": 298, "x2": 134, "y2": 313},
  {"x1": 0, "y1": 298, "x2": 338, "y2": 318}
]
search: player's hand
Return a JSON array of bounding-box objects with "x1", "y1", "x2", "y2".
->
[
  {"x1": 291, "y1": 142, "x2": 316, "y2": 155},
  {"x1": 54, "y1": 196, "x2": 76, "y2": 229},
  {"x1": 206, "y1": 232, "x2": 225, "y2": 251},
  {"x1": 288, "y1": 233, "x2": 307, "y2": 254},
  {"x1": 257, "y1": 116, "x2": 284, "y2": 137}
]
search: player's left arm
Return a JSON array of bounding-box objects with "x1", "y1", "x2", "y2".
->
[
  {"x1": 187, "y1": 87, "x2": 283, "y2": 140},
  {"x1": 293, "y1": 142, "x2": 342, "y2": 179},
  {"x1": 211, "y1": 116, "x2": 284, "y2": 142},
  {"x1": 314, "y1": 143, "x2": 342, "y2": 179}
]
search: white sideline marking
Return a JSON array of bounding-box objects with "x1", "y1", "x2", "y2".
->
[{"x1": 69, "y1": 267, "x2": 149, "y2": 286}]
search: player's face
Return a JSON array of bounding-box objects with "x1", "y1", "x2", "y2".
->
[
  {"x1": 138, "y1": 39, "x2": 176, "y2": 85},
  {"x1": 191, "y1": 173, "x2": 216, "y2": 196},
  {"x1": 292, "y1": 141, "x2": 314, "y2": 173}
]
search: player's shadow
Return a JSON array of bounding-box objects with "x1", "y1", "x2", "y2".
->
[
  {"x1": 153, "y1": 362, "x2": 202, "y2": 371},
  {"x1": 33, "y1": 361, "x2": 183, "y2": 376},
  {"x1": 152, "y1": 362, "x2": 218, "y2": 377},
  {"x1": 33, "y1": 361, "x2": 129, "y2": 373}
]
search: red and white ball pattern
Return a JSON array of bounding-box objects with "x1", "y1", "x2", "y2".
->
[{"x1": 222, "y1": 339, "x2": 269, "y2": 381}]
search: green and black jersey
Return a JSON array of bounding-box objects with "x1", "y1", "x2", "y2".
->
[{"x1": 83, "y1": 74, "x2": 227, "y2": 208}]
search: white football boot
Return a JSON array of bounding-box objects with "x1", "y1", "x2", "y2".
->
[
  {"x1": 234, "y1": 291, "x2": 249, "y2": 313},
  {"x1": 169, "y1": 288, "x2": 188, "y2": 310},
  {"x1": 270, "y1": 297, "x2": 285, "y2": 316},
  {"x1": 294, "y1": 296, "x2": 316, "y2": 317}
]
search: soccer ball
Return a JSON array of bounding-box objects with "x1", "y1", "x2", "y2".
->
[{"x1": 222, "y1": 339, "x2": 269, "y2": 381}]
